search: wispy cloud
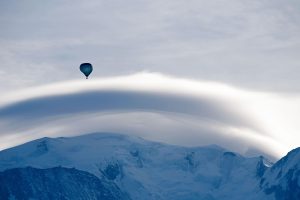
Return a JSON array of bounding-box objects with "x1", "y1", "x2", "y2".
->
[{"x1": 1, "y1": 73, "x2": 299, "y2": 160}]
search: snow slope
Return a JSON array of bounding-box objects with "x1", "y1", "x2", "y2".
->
[
  {"x1": 0, "y1": 133, "x2": 299, "y2": 200},
  {"x1": 0, "y1": 166, "x2": 130, "y2": 200}
]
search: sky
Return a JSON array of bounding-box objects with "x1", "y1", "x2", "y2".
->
[{"x1": 0, "y1": 0, "x2": 300, "y2": 160}]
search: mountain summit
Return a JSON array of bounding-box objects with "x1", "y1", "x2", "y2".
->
[{"x1": 0, "y1": 133, "x2": 299, "y2": 200}]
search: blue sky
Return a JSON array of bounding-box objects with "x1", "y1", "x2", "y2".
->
[{"x1": 0, "y1": 0, "x2": 300, "y2": 159}]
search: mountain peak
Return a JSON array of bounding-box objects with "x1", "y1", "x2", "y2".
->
[{"x1": 0, "y1": 133, "x2": 299, "y2": 200}]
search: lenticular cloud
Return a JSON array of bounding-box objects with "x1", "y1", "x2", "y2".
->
[{"x1": 0, "y1": 73, "x2": 290, "y2": 159}]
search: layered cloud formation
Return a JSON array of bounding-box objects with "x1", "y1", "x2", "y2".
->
[{"x1": 1, "y1": 73, "x2": 299, "y2": 160}]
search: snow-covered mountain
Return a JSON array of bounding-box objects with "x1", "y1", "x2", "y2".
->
[
  {"x1": 0, "y1": 133, "x2": 299, "y2": 200},
  {"x1": 0, "y1": 166, "x2": 130, "y2": 200},
  {"x1": 260, "y1": 147, "x2": 300, "y2": 200}
]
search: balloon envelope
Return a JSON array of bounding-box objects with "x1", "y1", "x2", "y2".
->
[{"x1": 80, "y1": 63, "x2": 93, "y2": 79}]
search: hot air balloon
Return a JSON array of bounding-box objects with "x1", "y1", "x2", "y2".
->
[{"x1": 80, "y1": 63, "x2": 93, "y2": 79}]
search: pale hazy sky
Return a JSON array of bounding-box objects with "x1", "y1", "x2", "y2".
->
[
  {"x1": 0, "y1": 0, "x2": 300, "y2": 159},
  {"x1": 0, "y1": 0, "x2": 299, "y2": 93}
]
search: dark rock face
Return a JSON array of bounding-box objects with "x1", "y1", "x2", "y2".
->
[
  {"x1": 261, "y1": 147, "x2": 300, "y2": 200},
  {"x1": 0, "y1": 166, "x2": 130, "y2": 200},
  {"x1": 185, "y1": 152, "x2": 196, "y2": 167},
  {"x1": 256, "y1": 157, "x2": 267, "y2": 178},
  {"x1": 264, "y1": 167, "x2": 300, "y2": 200},
  {"x1": 103, "y1": 162, "x2": 123, "y2": 180}
]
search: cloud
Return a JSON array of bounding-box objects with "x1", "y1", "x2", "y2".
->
[{"x1": 1, "y1": 73, "x2": 299, "y2": 160}]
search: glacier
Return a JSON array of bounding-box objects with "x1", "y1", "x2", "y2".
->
[{"x1": 0, "y1": 132, "x2": 299, "y2": 200}]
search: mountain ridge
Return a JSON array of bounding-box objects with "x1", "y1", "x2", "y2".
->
[
  {"x1": 0, "y1": 132, "x2": 299, "y2": 200},
  {"x1": 0, "y1": 166, "x2": 130, "y2": 200}
]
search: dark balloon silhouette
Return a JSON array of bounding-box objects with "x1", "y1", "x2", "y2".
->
[{"x1": 80, "y1": 63, "x2": 93, "y2": 79}]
